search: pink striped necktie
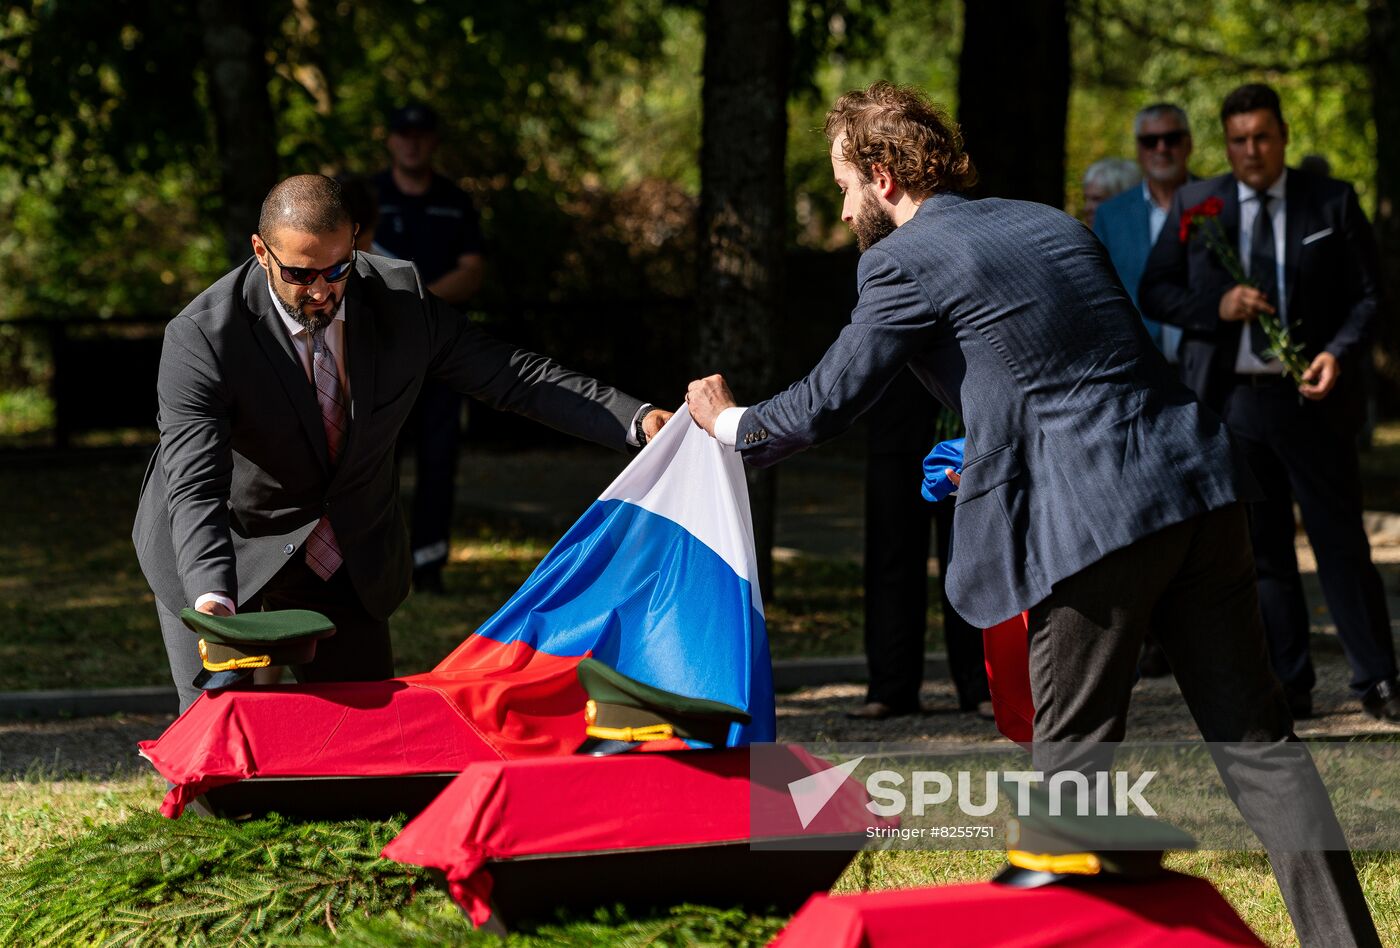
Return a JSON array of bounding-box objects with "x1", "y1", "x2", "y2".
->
[{"x1": 304, "y1": 327, "x2": 346, "y2": 580}]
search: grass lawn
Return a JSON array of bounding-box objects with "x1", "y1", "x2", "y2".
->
[
  {"x1": 0, "y1": 453, "x2": 893, "y2": 692},
  {"x1": 2, "y1": 446, "x2": 1398, "y2": 943},
  {"x1": 1, "y1": 774, "x2": 1397, "y2": 945}
]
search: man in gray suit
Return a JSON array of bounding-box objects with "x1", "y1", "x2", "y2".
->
[
  {"x1": 134, "y1": 174, "x2": 668, "y2": 712},
  {"x1": 686, "y1": 83, "x2": 1377, "y2": 946}
]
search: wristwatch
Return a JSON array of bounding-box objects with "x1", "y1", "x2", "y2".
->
[{"x1": 634, "y1": 404, "x2": 655, "y2": 448}]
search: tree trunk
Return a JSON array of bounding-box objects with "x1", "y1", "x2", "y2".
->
[
  {"x1": 197, "y1": 0, "x2": 280, "y2": 266},
  {"x1": 956, "y1": 0, "x2": 1070, "y2": 207},
  {"x1": 1369, "y1": 0, "x2": 1400, "y2": 413},
  {"x1": 697, "y1": 0, "x2": 791, "y2": 597}
]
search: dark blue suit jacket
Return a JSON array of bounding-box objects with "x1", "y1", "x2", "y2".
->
[
  {"x1": 737, "y1": 193, "x2": 1253, "y2": 627},
  {"x1": 1138, "y1": 170, "x2": 1379, "y2": 429}
]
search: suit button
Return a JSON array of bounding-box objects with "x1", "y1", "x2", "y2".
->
[
  {"x1": 283, "y1": 543, "x2": 295, "y2": 555},
  {"x1": 323, "y1": 499, "x2": 331, "y2": 511}
]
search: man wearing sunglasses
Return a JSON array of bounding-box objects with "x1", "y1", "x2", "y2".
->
[
  {"x1": 1092, "y1": 102, "x2": 1195, "y2": 363},
  {"x1": 133, "y1": 174, "x2": 669, "y2": 712}
]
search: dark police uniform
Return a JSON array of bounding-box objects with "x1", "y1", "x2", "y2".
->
[
  {"x1": 863, "y1": 369, "x2": 988, "y2": 714},
  {"x1": 373, "y1": 169, "x2": 485, "y2": 589}
]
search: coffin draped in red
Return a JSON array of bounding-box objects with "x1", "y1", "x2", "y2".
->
[
  {"x1": 772, "y1": 875, "x2": 1264, "y2": 947},
  {"x1": 139, "y1": 637, "x2": 589, "y2": 817},
  {"x1": 380, "y1": 746, "x2": 881, "y2": 926}
]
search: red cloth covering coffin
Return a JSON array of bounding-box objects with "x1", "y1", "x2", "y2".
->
[
  {"x1": 139, "y1": 637, "x2": 589, "y2": 818},
  {"x1": 771, "y1": 874, "x2": 1264, "y2": 948},
  {"x1": 984, "y1": 613, "x2": 1034, "y2": 744},
  {"x1": 381, "y1": 746, "x2": 881, "y2": 927}
]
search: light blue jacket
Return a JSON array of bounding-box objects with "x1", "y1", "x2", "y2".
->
[{"x1": 1093, "y1": 184, "x2": 1164, "y2": 347}]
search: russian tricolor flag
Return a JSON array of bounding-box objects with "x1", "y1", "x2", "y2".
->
[
  {"x1": 438, "y1": 403, "x2": 776, "y2": 744},
  {"x1": 142, "y1": 404, "x2": 775, "y2": 817}
]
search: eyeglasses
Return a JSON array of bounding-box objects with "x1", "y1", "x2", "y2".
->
[
  {"x1": 260, "y1": 239, "x2": 356, "y2": 286},
  {"x1": 1137, "y1": 131, "x2": 1188, "y2": 150}
]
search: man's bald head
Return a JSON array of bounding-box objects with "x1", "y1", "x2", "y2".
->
[{"x1": 257, "y1": 174, "x2": 352, "y2": 241}]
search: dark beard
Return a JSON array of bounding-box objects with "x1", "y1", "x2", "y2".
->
[
  {"x1": 271, "y1": 281, "x2": 337, "y2": 333},
  {"x1": 852, "y1": 186, "x2": 896, "y2": 251}
]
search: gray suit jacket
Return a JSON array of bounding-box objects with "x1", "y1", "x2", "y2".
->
[
  {"x1": 133, "y1": 254, "x2": 642, "y2": 619},
  {"x1": 737, "y1": 193, "x2": 1253, "y2": 626}
]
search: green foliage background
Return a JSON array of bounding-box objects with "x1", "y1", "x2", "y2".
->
[{"x1": 0, "y1": 0, "x2": 1379, "y2": 323}]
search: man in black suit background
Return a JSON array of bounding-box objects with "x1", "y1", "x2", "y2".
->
[
  {"x1": 1141, "y1": 83, "x2": 1398, "y2": 725},
  {"x1": 133, "y1": 174, "x2": 668, "y2": 712},
  {"x1": 851, "y1": 370, "x2": 990, "y2": 720}
]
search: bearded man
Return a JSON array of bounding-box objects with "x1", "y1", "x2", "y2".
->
[
  {"x1": 134, "y1": 174, "x2": 668, "y2": 712},
  {"x1": 684, "y1": 82, "x2": 1379, "y2": 947}
]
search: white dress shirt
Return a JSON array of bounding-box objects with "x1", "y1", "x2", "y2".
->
[
  {"x1": 714, "y1": 406, "x2": 747, "y2": 447},
  {"x1": 1233, "y1": 170, "x2": 1288, "y2": 375}
]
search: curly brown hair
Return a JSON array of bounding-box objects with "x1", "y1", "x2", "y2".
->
[{"x1": 824, "y1": 82, "x2": 978, "y2": 199}]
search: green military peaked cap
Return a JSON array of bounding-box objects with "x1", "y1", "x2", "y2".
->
[
  {"x1": 575, "y1": 657, "x2": 750, "y2": 756},
  {"x1": 996, "y1": 784, "x2": 1197, "y2": 887},
  {"x1": 180, "y1": 608, "x2": 336, "y2": 692}
]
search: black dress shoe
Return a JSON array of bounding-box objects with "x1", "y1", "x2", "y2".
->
[
  {"x1": 1361, "y1": 679, "x2": 1400, "y2": 723},
  {"x1": 1284, "y1": 688, "x2": 1313, "y2": 720}
]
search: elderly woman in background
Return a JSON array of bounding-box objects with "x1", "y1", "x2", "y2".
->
[{"x1": 1080, "y1": 158, "x2": 1142, "y2": 228}]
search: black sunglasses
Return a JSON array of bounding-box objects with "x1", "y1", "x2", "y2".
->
[
  {"x1": 1137, "y1": 130, "x2": 1188, "y2": 150},
  {"x1": 261, "y1": 239, "x2": 356, "y2": 286}
]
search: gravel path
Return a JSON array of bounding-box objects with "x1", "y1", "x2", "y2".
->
[
  {"x1": 1, "y1": 633, "x2": 1391, "y2": 782},
  {"x1": 775, "y1": 641, "x2": 1396, "y2": 746},
  {"x1": 0, "y1": 713, "x2": 174, "y2": 779}
]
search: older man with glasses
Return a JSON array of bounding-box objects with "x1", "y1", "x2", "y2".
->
[
  {"x1": 133, "y1": 174, "x2": 670, "y2": 712},
  {"x1": 1093, "y1": 102, "x2": 1196, "y2": 362}
]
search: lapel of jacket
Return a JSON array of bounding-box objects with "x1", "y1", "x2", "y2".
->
[
  {"x1": 1218, "y1": 175, "x2": 1242, "y2": 254},
  {"x1": 1129, "y1": 187, "x2": 1151, "y2": 259},
  {"x1": 1283, "y1": 168, "x2": 1306, "y2": 308},
  {"x1": 242, "y1": 264, "x2": 332, "y2": 474},
  {"x1": 333, "y1": 274, "x2": 376, "y2": 481},
  {"x1": 1216, "y1": 177, "x2": 1245, "y2": 353}
]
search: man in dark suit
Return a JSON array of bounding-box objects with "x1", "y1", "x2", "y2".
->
[
  {"x1": 1140, "y1": 83, "x2": 1398, "y2": 725},
  {"x1": 853, "y1": 370, "x2": 989, "y2": 720},
  {"x1": 133, "y1": 174, "x2": 668, "y2": 712},
  {"x1": 686, "y1": 82, "x2": 1378, "y2": 946}
]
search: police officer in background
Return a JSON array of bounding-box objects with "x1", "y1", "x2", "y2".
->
[{"x1": 374, "y1": 103, "x2": 486, "y2": 593}]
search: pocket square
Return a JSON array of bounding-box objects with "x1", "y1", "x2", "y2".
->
[{"x1": 1302, "y1": 227, "x2": 1333, "y2": 245}]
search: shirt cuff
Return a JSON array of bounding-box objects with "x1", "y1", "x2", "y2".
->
[
  {"x1": 626, "y1": 403, "x2": 654, "y2": 447},
  {"x1": 714, "y1": 407, "x2": 748, "y2": 448},
  {"x1": 195, "y1": 592, "x2": 236, "y2": 615}
]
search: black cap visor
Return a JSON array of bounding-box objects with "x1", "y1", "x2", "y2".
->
[{"x1": 193, "y1": 667, "x2": 257, "y2": 691}]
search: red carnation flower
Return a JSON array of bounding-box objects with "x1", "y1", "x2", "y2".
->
[{"x1": 1179, "y1": 196, "x2": 1224, "y2": 243}]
